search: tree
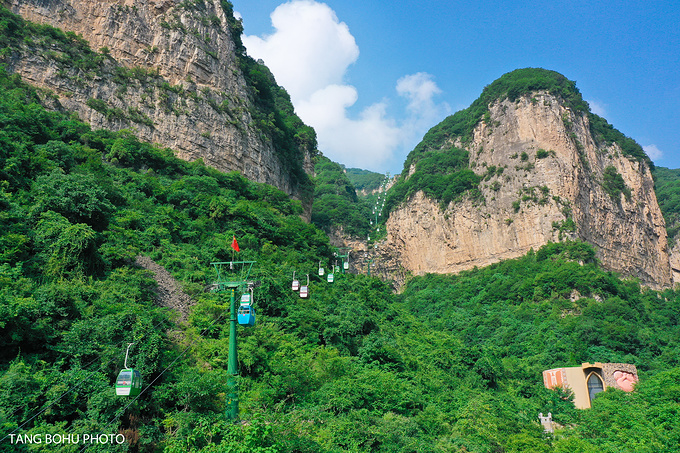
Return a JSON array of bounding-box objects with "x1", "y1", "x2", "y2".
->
[
  {"x1": 31, "y1": 170, "x2": 115, "y2": 231},
  {"x1": 34, "y1": 211, "x2": 102, "y2": 278}
]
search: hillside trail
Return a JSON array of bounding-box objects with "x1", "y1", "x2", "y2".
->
[{"x1": 134, "y1": 255, "x2": 193, "y2": 324}]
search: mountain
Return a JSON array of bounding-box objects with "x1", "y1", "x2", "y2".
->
[
  {"x1": 1, "y1": 68, "x2": 679, "y2": 452},
  {"x1": 0, "y1": 0, "x2": 316, "y2": 213},
  {"x1": 380, "y1": 68, "x2": 671, "y2": 289},
  {"x1": 2, "y1": 10, "x2": 680, "y2": 452}
]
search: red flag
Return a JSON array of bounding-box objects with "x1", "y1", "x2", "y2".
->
[{"x1": 231, "y1": 236, "x2": 240, "y2": 252}]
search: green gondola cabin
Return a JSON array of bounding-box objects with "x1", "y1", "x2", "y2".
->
[{"x1": 115, "y1": 369, "x2": 142, "y2": 397}]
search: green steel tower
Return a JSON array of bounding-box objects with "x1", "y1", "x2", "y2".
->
[
  {"x1": 334, "y1": 247, "x2": 351, "y2": 274},
  {"x1": 210, "y1": 260, "x2": 255, "y2": 420}
]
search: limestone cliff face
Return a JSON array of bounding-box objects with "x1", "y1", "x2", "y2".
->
[
  {"x1": 2, "y1": 0, "x2": 313, "y2": 212},
  {"x1": 384, "y1": 92, "x2": 671, "y2": 289}
]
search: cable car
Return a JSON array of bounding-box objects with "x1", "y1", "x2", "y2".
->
[
  {"x1": 300, "y1": 274, "x2": 309, "y2": 298},
  {"x1": 343, "y1": 261, "x2": 349, "y2": 270},
  {"x1": 116, "y1": 343, "x2": 142, "y2": 397},
  {"x1": 238, "y1": 292, "x2": 256, "y2": 326},
  {"x1": 318, "y1": 261, "x2": 325, "y2": 276},
  {"x1": 238, "y1": 304, "x2": 255, "y2": 326},
  {"x1": 116, "y1": 369, "x2": 142, "y2": 397},
  {"x1": 292, "y1": 271, "x2": 300, "y2": 291}
]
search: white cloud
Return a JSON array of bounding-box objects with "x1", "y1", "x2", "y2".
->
[
  {"x1": 297, "y1": 88, "x2": 402, "y2": 169},
  {"x1": 396, "y1": 72, "x2": 449, "y2": 144},
  {"x1": 643, "y1": 144, "x2": 663, "y2": 161},
  {"x1": 242, "y1": 1, "x2": 359, "y2": 103},
  {"x1": 242, "y1": 1, "x2": 447, "y2": 171},
  {"x1": 586, "y1": 99, "x2": 607, "y2": 117},
  {"x1": 397, "y1": 72, "x2": 442, "y2": 115}
]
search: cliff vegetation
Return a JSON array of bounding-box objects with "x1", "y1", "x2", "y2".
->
[
  {"x1": 653, "y1": 166, "x2": 680, "y2": 242},
  {"x1": 345, "y1": 167, "x2": 386, "y2": 193},
  {"x1": 387, "y1": 68, "x2": 651, "y2": 215},
  {"x1": 0, "y1": 2, "x2": 316, "y2": 202}
]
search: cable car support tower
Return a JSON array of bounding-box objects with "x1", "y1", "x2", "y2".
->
[{"x1": 209, "y1": 260, "x2": 256, "y2": 421}]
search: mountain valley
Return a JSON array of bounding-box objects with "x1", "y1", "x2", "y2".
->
[{"x1": 1, "y1": 3, "x2": 679, "y2": 452}]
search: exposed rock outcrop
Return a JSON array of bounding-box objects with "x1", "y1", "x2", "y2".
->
[
  {"x1": 383, "y1": 92, "x2": 671, "y2": 289},
  {"x1": 135, "y1": 255, "x2": 193, "y2": 322},
  {"x1": 2, "y1": 0, "x2": 314, "y2": 213}
]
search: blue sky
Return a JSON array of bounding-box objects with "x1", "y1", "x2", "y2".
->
[{"x1": 232, "y1": 0, "x2": 680, "y2": 174}]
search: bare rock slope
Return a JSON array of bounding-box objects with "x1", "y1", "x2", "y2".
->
[{"x1": 135, "y1": 256, "x2": 193, "y2": 322}]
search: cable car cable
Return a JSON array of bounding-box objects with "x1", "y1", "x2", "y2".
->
[
  {"x1": 79, "y1": 308, "x2": 231, "y2": 452},
  {"x1": 0, "y1": 349, "x2": 121, "y2": 444},
  {"x1": 1, "y1": 307, "x2": 173, "y2": 443}
]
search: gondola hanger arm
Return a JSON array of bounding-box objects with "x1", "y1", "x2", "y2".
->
[{"x1": 124, "y1": 343, "x2": 134, "y2": 369}]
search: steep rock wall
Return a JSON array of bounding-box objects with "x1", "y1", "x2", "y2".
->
[
  {"x1": 384, "y1": 93, "x2": 671, "y2": 289},
  {"x1": 2, "y1": 0, "x2": 313, "y2": 212}
]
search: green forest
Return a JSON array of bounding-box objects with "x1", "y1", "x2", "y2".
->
[
  {"x1": 311, "y1": 156, "x2": 372, "y2": 238},
  {"x1": 343, "y1": 168, "x2": 385, "y2": 194},
  {"x1": 1, "y1": 6, "x2": 680, "y2": 453}
]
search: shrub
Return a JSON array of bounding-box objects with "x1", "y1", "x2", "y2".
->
[
  {"x1": 536, "y1": 149, "x2": 550, "y2": 159},
  {"x1": 384, "y1": 147, "x2": 481, "y2": 213},
  {"x1": 602, "y1": 166, "x2": 631, "y2": 202}
]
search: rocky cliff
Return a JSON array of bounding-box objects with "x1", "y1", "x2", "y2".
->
[
  {"x1": 1, "y1": 0, "x2": 314, "y2": 212},
  {"x1": 382, "y1": 70, "x2": 672, "y2": 289}
]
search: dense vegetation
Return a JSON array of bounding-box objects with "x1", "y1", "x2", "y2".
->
[
  {"x1": 1, "y1": 65, "x2": 680, "y2": 452},
  {"x1": 653, "y1": 166, "x2": 680, "y2": 242},
  {"x1": 344, "y1": 168, "x2": 386, "y2": 193},
  {"x1": 311, "y1": 156, "x2": 372, "y2": 237},
  {"x1": 385, "y1": 68, "x2": 650, "y2": 214},
  {"x1": 384, "y1": 148, "x2": 481, "y2": 215},
  {"x1": 0, "y1": 67, "x2": 332, "y2": 452}
]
